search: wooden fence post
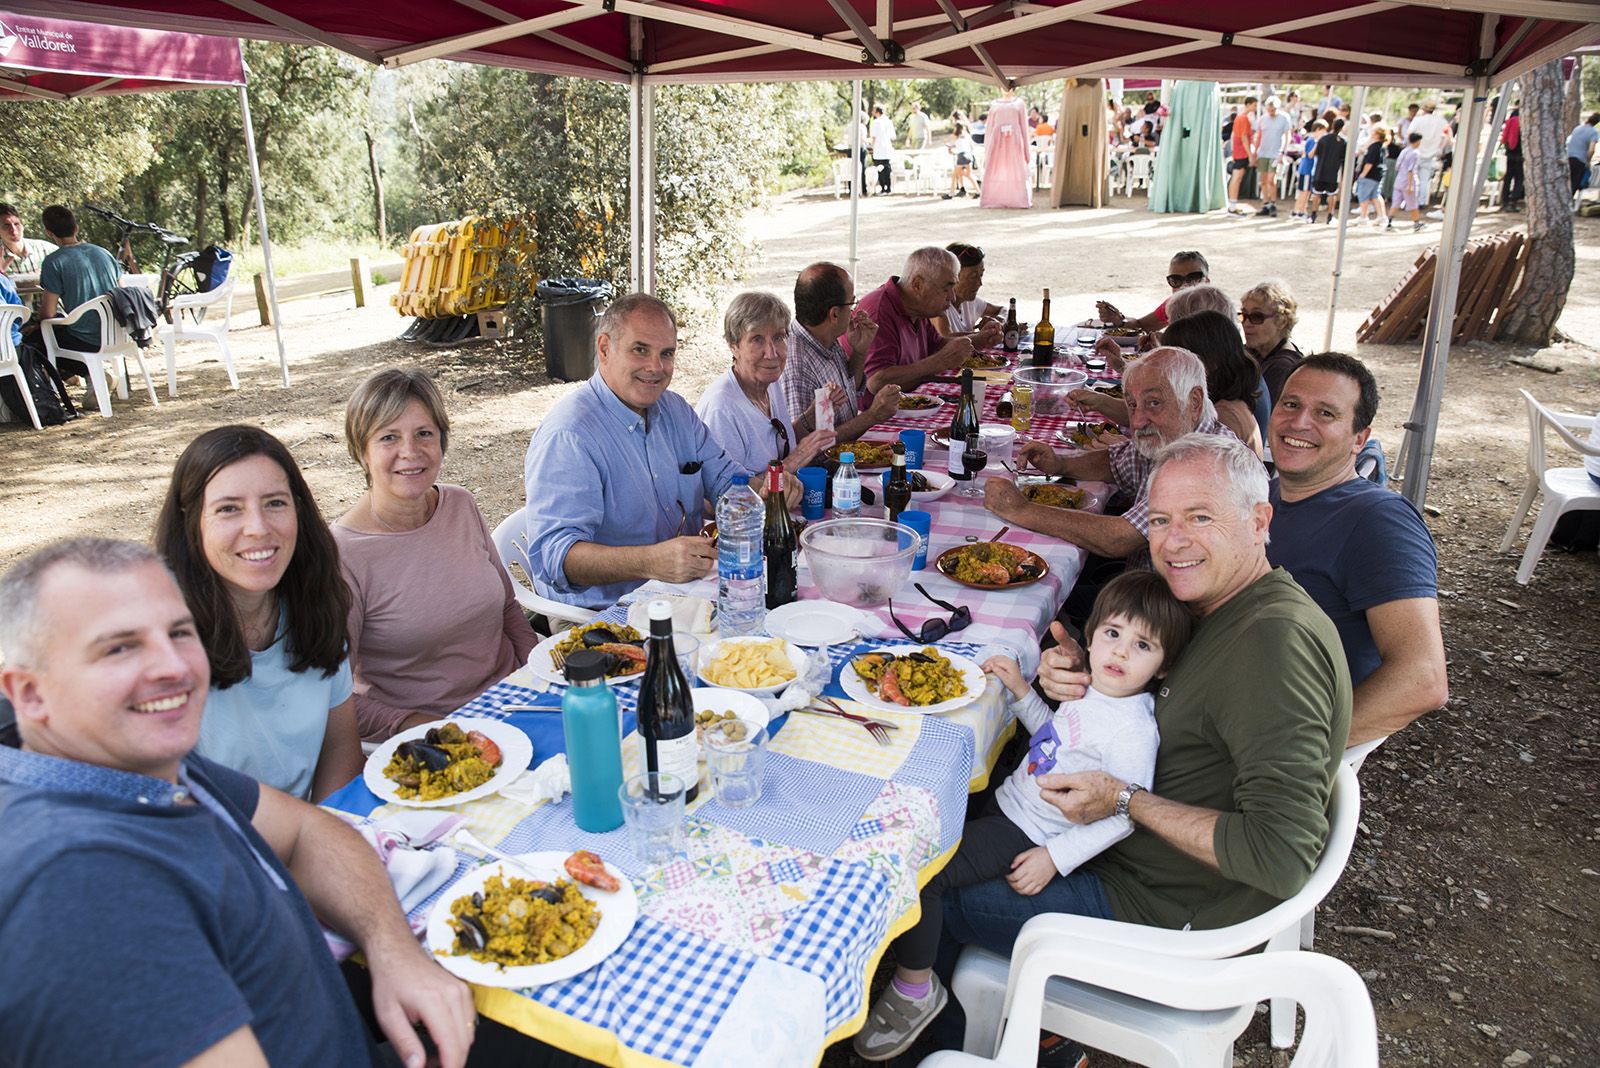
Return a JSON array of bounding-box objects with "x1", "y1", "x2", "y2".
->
[
  {"x1": 253, "y1": 272, "x2": 272, "y2": 327},
  {"x1": 350, "y1": 256, "x2": 370, "y2": 309}
]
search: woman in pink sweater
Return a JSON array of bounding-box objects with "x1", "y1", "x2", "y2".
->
[{"x1": 334, "y1": 369, "x2": 537, "y2": 741}]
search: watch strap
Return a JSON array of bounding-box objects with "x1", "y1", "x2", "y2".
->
[{"x1": 1115, "y1": 782, "x2": 1146, "y2": 821}]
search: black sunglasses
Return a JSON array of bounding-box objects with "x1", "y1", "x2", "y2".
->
[
  {"x1": 1238, "y1": 310, "x2": 1274, "y2": 326},
  {"x1": 1166, "y1": 270, "x2": 1207, "y2": 287},
  {"x1": 771, "y1": 418, "x2": 791, "y2": 460},
  {"x1": 889, "y1": 583, "x2": 972, "y2": 643}
]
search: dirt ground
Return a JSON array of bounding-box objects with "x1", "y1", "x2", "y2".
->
[{"x1": 3, "y1": 187, "x2": 1596, "y2": 1068}]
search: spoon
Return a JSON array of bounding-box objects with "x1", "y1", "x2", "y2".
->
[{"x1": 989, "y1": 525, "x2": 1011, "y2": 542}]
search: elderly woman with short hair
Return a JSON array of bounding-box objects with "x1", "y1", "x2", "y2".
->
[
  {"x1": 334, "y1": 368, "x2": 536, "y2": 742},
  {"x1": 1239, "y1": 279, "x2": 1304, "y2": 404},
  {"x1": 696, "y1": 291, "x2": 835, "y2": 478}
]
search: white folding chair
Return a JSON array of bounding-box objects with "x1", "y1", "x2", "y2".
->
[
  {"x1": 1498, "y1": 389, "x2": 1600, "y2": 584},
  {"x1": 38, "y1": 293, "x2": 159, "y2": 417},
  {"x1": 832, "y1": 156, "x2": 858, "y2": 199},
  {"x1": 490, "y1": 507, "x2": 599, "y2": 632},
  {"x1": 1124, "y1": 154, "x2": 1156, "y2": 197},
  {"x1": 160, "y1": 275, "x2": 238, "y2": 396},
  {"x1": 922, "y1": 947, "x2": 1377, "y2": 1068},
  {"x1": 0, "y1": 304, "x2": 43, "y2": 429},
  {"x1": 952, "y1": 764, "x2": 1360, "y2": 1062}
]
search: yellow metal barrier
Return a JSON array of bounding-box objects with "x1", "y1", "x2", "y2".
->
[{"x1": 391, "y1": 215, "x2": 536, "y2": 319}]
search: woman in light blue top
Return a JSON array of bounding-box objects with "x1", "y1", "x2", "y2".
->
[
  {"x1": 154, "y1": 426, "x2": 363, "y2": 801},
  {"x1": 695, "y1": 291, "x2": 835, "y2": 479}
]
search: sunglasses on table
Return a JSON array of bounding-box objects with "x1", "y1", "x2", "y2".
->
[
  {"x1": 1166, "y1": 270, "x2": 1208, "y2": 287},
  {"x1": 889, "y1": 583, "x2": 973, "y2": 643},
  {"x1": 1238, "y1": 310, "x2": 1276, "y2": 326},
  {"x1": 771, "y1": 418, "x2": 791, "y2": 460}
]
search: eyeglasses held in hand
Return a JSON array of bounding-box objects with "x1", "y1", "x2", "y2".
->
[
  {"x1": 1165, "y1": 270, "x2": 1207, "y2": 288},
  {"x1": 1238, "y1": 310, "x2": 1274, "y2": 325},
  {"x1": 770, "y1": 418, "x2": 791, "y2": 460},
  {"x1": 889, "y1": 583, "x2": 973, "y2": 643}
]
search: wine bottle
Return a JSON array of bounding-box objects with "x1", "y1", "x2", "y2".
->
[
  {"x1": 885, "y1": 441, "x2": 913, "y2": 522},
  {"x1": 763, "y1": 462, "x2": 797, "y2": 609},
  {"x1": 947, "y1": 367, "x2": 979, "y2": 479},
  {"x1": 1002, "y1": 298, "x2": 1020, "y2": 352},
  {"x1": 1031, "y1": 288, "x2": 1055, "y2": 368},
  {"x1": 637, "y1": 599, "x2": 699, "y2": 803}
]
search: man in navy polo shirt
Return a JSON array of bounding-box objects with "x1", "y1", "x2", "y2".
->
[
  {"x1": 0, "y1": 538, "x2": 477, "y2": 1068},
  {"x1": 1266, "y1": 353, "x2": 1449, "y2": 747}
]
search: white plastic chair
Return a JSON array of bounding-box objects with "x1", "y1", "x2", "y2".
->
[
  {"x1": 490, "y1": 507, "x2": 598, "y2": 632},
  {"x1": 0, "y1": 304, "x2": 43, "y2": 429},
  {"x1": 1032, "y1": 134, "x2": 1055, "y2": 189},
  {"x1": 832, "y1": 157, "x2": 858, "y2": 199},
  {"x1": 952, "y1": 763, "x2": 1360, "y2": 1063},
  {"x1": 1124, "y1": 153, "x2": 1156, "y2": 197},
  {"x1": 160, "y1": 275, "x2": 238, "y2": 396},
  {"x1": 922, "y1": 946, "x2": 1377, "y2": 1068},
  {"x1": 39, "y1": 293, "x2": 160, "y2": 417},
  {"x1": 1498, "y1": 389, "x2": 1600, "y2": 584}
]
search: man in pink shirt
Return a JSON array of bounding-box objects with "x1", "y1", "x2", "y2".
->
[{"x1": 859, "y1": 247, "x2": 974, "y2": 399}]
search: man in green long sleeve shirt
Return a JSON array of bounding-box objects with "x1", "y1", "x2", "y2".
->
[{"x1": 938, "y1": 434, "x2": 1349, "y2": 953}]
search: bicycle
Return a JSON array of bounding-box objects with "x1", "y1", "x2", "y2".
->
[{"x1": 83, "y1": 204, "x2": 206, "y2": 323}]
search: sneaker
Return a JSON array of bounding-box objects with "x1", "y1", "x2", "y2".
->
[
  {"x1": 1037, "y1": 1031, "x2": 1089, "y2": 1068},
  {"x1": 852, "y1": 974, "x2": 949, "y2": 1061},
  {"x1": 1255, "y1": 204, "x2": 1273, "y2": 216},
  {"x1": 1385, "y1": 220, "x2": 1394, "y2": 231},
  {"x1": 958, "y1": 188, "x2": 968, "y2": 198},
  {"x1": 1267, "y1": 203, "x2": 1278, "y2": 216},
  {"x1": 1414, "y1": 221, "x2": 1425, "y2": 232},
  {"x1": 942, "y1": 193, "x2": 954, "y2": 200}
]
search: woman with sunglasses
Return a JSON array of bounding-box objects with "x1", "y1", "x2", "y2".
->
[
  {"x1": 696, "y1": 290, "x2": 836, "y2": 479},
  {"x1": 1094, "y1": 250, "x2": 1209, "y2": 335},
  {"x1": 1238, "y1": 278, "x2": 1304, "y2": 405}
]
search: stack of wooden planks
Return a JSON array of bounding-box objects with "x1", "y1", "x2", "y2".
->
[{"x1": 1356, "y1": 230, "x2": 1528, "y2": 345}]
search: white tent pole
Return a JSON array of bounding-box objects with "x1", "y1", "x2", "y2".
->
[
  {"x1": 642, "y1": 82, "x2": 656, "y2": 294},
  {"x1": 237, "y1": 74, "x2": 288, "y2": 388},
  {"x1": 629, "y1": 71, "x2": 641, "y2": 293},
  {"x1": 849, "y1": 78, "x2": 862, "y2": 283},
  {"x1": 1402, "y1": 73, "x2": 1490, "y2": 508},
  {"x1": 1323, "y1": 84, "x2": 1368, "y2": 352}
]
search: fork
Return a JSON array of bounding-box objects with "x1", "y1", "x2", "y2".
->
[
  {"x1": 551, "y1": 647, "x2": 568, "y2": 673},
  {"x1": 454, "y1": 828, "x2": 556, "y2": 880},
  {"x1": 801, "y1": 706, "x2": 893, "y2": 745}
]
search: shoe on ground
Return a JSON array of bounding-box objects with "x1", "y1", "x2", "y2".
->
[
  {"x1": 1414, "y1": 221, "x2": 1425, "y2": 232},
  {"x1": 852, "y1": 974, "x2": 949, "y2": 1061},
  {"x1": 958, "y1": 188, "x2": 968, "y2": 197},
  {"x1": 942, "y1": 193, "x2": 955, "y2": 200},
  {"x1": 1385, "y1": 220, "x2": 1394, "y2": 231},
  {"x1": 1256, "y1": 204, "x2": 1273, "y2": 215},
  {"x1": 1037, "y1": 1030, "x2": 1089, "y2": 1068}
]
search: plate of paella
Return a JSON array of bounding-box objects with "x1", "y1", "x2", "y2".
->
[
  {"x1": 841, "y1": 645, "x2": 984, "y2": 715},
  {"x1": 827, "y1": 440, "x2": 896, "y2": 469},
  {"x1": 528, "y1": 621, "x2": 648, "y2": 688},
  {"x1": 426, "y1": 850, "x2": 638, "y2": 987},
  {"x1": 364, "y1": 718, "x2": 533, "y2": 808},
  {"x1": 963, "y1": 352, "x2": 1009, "y2": 371},
  {"x1": 897, "y1": 392, "x2": 947, "y2": 412},
  {"x1": 935, "y1": 541, "x2": 1051, "y2": 589}
]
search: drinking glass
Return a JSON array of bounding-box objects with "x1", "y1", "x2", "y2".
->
[
  {"x1": 704, "y1": 723, "x2": 768, "y2": 808},
  {"x1": 672, "y1": 632, "x2": 699, "y2": 683},
  {"x1": 958, "y1": 442, "x2": 988, "y2": 498},
  {"x1": 619, "y1": 771, "x2": 686, "y2": 864}
]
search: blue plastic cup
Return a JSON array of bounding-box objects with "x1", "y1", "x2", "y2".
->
[
  {"x1": 899, "y1": 510, "x2": 932, "y2": 571},
  {"x1": 798, "y1": 466, "x2": 828, "y2": 520},
  {"x1": 898, "y1": 429, "x2": 926, "y2": 469}
]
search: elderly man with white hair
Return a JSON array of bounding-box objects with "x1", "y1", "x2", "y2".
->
[
  {"x1": 859, "y1": 246, "x2": 975, "y2": 398},
  {"x1": 991, "y1": 346, "x2": 1240, "y2": 562}
]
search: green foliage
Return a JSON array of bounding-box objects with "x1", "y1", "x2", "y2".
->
[{"x1": 0, "y1": 94, "x2": 165, "y2": 207}]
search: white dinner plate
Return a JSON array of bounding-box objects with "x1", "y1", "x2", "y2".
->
[
  {"x1": 527, "y1": 628, "x2": 645, "y2": 689},
  {"x1": 909, "y1": 468, "x2": 955, "y2": 503},
  {"x1": 696, "y1": 636, "x2": 809, "y2": 696},
  {"x1": 898, "y1": 393, "x2": 949, "y2": 413},
  {"x1": 425, "y1": 852, "x2": 639, "y2": 988},
  {"x1": 363, "y1": 718, "x2": 533, "y2": 809},
  {"x1": 763, "y1": 600, "x2": 874, "y2": 647},
  {"x1": 839, "y1": 645, "x2": 986, "y2": 716}
]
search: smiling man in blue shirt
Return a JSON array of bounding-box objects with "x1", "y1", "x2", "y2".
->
[
  {"x1": 523, "y1": 292, "x2": 766, "y2": 610},
  {"x1": 0, "y1": 539, "x2": 477, "y2": 1068}
]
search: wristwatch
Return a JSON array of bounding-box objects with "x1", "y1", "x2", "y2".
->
[{"x1": 1114, "y1": 782, "x2": 1146, "y2": 821}]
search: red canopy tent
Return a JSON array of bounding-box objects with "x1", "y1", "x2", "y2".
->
[
  {"x1": 0, "y1": 10, "x2": 289, "y2": 386},
  {"x1": 14, "y1": 1, "x2": 1598, "y2": 502}
]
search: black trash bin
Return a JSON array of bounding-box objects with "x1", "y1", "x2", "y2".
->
[{"x1": 537, "y1": 278, "x2": 614, "y2": 381}]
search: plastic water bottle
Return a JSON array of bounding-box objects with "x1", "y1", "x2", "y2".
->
[
  {"x1": 561, "y1": 649, "x2": 624, "y2": 832},
  {"x1": 716, "y1": 477, "x2": 765, "y2": 636},
  {"x1": 833, "y1": 452, "x2": 862, "y2": 518}
]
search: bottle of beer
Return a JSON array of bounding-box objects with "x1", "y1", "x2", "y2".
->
[
  {"x1": 762, "y1": 461, "x2": 797, "y2": 609},
  {"x1": 884, "y1": 441, "x2": 913, "y2": 522},
  {"x1": 1002, "y1": 298, "x2": 1020, "y2": 352},
  {"x1": 1031, "y1": 288, "x2": 1055, "y2": 368},
  {"x1": 637, "y1": 600, "x2": 699, "y2": 803},
  {"x1": 947, "y1": 368, "x2": 979, "y2": 479}
]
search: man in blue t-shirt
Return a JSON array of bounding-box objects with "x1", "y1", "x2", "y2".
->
[
  {"x1": 1266, "y1": 353, "x2": 1448, "y2": 748},
  {"x1": 36, "y1": 204, "x2": 122, "y2": 380},
  {"x1": 0, "y1": 538, "x2": 477, "y2": 1068},
  {"x1": 1567, "y1": 113, "x2": 1599, "y2": 194}
]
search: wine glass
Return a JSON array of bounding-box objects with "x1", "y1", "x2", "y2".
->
[{"x1": 959, "y1": 439, "x2": 988, "y2": 498}]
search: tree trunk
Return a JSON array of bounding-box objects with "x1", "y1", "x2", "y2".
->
[
  {"x1": 1562, "y1": 54, "x2": 1583, "y2": 135},
  {"x1": 1497, "y1": 59, "x2": 1575, "y2": 346},
  {"x1": 218, "y1": 143, "x2": 235, "y2": 244},
  {"x1": 366, "y1": 130, "x2": 388, "y2": 244},
  {"x1": 193, "y1": 171, "x2": 208, "y2": 246}
]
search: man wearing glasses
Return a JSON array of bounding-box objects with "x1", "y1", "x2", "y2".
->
[
  {"x1": 783, "y1": 262, "x2": 903, "y2": 440},
  {"x1": 1094, "y1": 250, "x2": 1210, "y2": 336},
  {"x1": 859, "y1": 247, "x2": 975, "y2": 400}
]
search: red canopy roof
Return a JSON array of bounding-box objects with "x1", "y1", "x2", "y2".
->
[
  {"x1": 16, "y1": 1, "x2": 1599, "y2": 88},
  {"x1": 0, "y1": 9, "x2": 243, "y2": 100}
]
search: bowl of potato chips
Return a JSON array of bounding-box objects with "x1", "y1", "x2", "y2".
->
[{"x1": 696, "y1": 636, "x2": 808, "y2": 696}]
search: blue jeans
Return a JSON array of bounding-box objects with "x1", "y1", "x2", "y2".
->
[{"x1": 939, "y1": 869, "x2": 1117, "y2": 962}]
